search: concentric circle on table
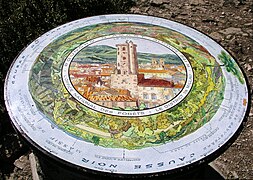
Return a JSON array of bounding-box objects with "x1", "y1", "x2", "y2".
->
[{"x1": 4, "y1": 14, "x2": 249, "y2": 176}]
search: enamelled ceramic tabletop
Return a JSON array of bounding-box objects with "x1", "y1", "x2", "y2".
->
[{"x1": 4, "y1": 14, "x2": 250, "y2": 178}]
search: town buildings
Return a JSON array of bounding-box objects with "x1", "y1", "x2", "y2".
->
[{"x1": 70, "y1": 41, "x2": 185, "y2": 110}]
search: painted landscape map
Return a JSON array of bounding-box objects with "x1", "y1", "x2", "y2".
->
[
  {"x1": 70, "y1": 39, "x2": 186, "y2": 111},
  {"x1": 28, "y1": 22, "x2": 228, "y2": 149}
]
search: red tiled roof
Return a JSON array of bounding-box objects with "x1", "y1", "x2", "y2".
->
[
  {"x1": 89, "y1": 95, "x2": 137, "y2": 102},
  {"x1": 138, "y1": 79, "x2": 174, "y2": 87}
]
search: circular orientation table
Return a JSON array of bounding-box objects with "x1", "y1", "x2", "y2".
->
[{"x1": 4, "y1": 14, "x2": 250, "y2": 178}]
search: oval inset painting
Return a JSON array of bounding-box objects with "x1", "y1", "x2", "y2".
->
[
  {"x1": 63, "y1": 35, "x2": 193, "y2": 116},
  {"x1": 5, "y1": 14, "x2": 249, "y2": 176}
]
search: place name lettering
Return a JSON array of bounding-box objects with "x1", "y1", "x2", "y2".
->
[
  {"x1": 81, "y1": 153, "x2": 195, "y2": 171},
  {"x1": 46, "y1": 140, "x2": 74, "y2": 155},
  {"x1": 82, "y1": 158, "x2": 117, "y2": 169},
  {"x1": 134, "y1": 153, "x2": 195, "y2": 170},
  {"x1": 117, "y1": 111, "x2": 145, "y2": 116}
]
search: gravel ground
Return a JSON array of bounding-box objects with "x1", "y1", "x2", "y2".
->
[{"x1": 1, "y1": 0, "x2": 252, "y2": 179}]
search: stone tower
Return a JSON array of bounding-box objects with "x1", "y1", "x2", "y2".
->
[
  {"x1": 115, "y1": 41, "x2": 138, "y2": 75},
  {"x1": 128, "y1": 41, "x2": 138, "y2": 74},
  {"x1": 159, "y1": 58, "x2": 165, "y2": 68},
  {"x1": 151, "y1": 58, "x2": 158, "y2": 68},
  {"x1": 111, "y1": 41, "x2": 139, "y2": 98}
]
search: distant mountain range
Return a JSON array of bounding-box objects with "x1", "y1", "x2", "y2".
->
[{"x1": 73, "y1": 45, "x2": 183, "y2": 65}]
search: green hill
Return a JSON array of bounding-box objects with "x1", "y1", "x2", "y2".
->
[{"x1": 73, "y1": 45, "x2": 182, "y2": 65}]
